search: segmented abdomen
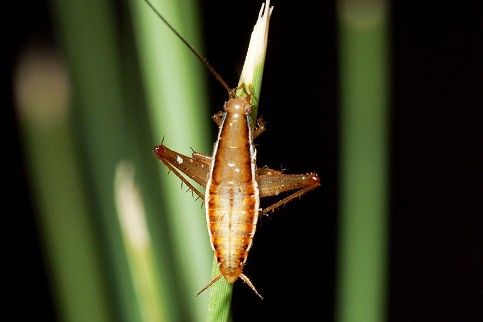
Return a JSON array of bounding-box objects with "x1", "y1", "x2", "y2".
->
[{"x1": 207, "y1": 185, "x2": 258, "y2": 282}]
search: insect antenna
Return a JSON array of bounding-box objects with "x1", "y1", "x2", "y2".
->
[{"x1": 142, "y1": 0, "x2": 232, "y2": 93}]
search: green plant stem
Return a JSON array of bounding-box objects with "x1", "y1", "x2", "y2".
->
[
  {"x1": 129, "y1": 0, "x2": 212, "y2": 321},
  {"x1": 336, "y1": 1, "x2": 390, "y2": 322},
  {"x1": 49, "y1": 0, "x2": 146, "y2": 320},
  {"x1": 115, "y1": 162, "x2": 167, "y2": 322},
  {"x1": 16, "y1": 50, "x2": 111, "y2": 322}
]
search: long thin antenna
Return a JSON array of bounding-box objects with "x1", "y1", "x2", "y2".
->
[{"x1": 142, "y1": 0, "x2": 232, "y2": 93}]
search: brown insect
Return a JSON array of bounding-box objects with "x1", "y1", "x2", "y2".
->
[{"x1": 147, "y1": 0, "x2": 320, "y2": 298}]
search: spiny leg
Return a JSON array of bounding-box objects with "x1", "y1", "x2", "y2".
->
[
  {"x1": 256, "y1": 166, "x2": 277, "y2": 176},
  {"x1": 153, "y1": 144, "x2": 211, "y2": 200},
  {"x1": 260, "y1": 183, "x2": 320, "y2": 215},
  {"x1": 191, "y1": 150, "x2": 212, "y2": 167},
  {"x1": 257, "y1": 168, "x2": 320, "y2": 196},
  {"x1": 257, "y1": 168, "x2": 320, "y2": 215},
  {"x1": 158, "y1": 158, "x2": 205, "y2": 200},
  {"x1": 154, "y1": 144, "x2": 210, "y2": 187}
]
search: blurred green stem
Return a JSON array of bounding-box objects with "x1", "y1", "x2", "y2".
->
[
  {"x1": 15, "y1": 48, "x2": 111, "y2": 322},
  {"x1": 129, "y1": 0, "x2": 212, "y2": 321},
  {"x1": 336, "y1": 1, "x2": 390, "y2": 322},
  {"x1": 115, "y1": 162, "x2": 167, "y2": 322},
  {"x1": 50, "y1": 0, "x2": 146, "y2": 320}
]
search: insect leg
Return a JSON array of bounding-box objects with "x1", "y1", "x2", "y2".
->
[
  {"x1": 257, "y1": 168, "x2": 320, "y2": 215},
  {"x1": 212, "y1": 111, "x2": 224, "y2": 127},
  {"x1": 252, "y1": 117, "x2": 266, "y2": 139},
  {"x1": 213, "y1": 112, "x2": 265, "y2": 138},
  {"x1": 192, "y1": 151, "x2": 212, "y2": 167},
  {"x1": 153, "y1": 144, "x2": 211, "y2": 199}
]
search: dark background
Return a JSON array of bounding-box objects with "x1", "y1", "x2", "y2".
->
[{"x1": 4, "y1": 0, "x2": 481, "y2": 321}]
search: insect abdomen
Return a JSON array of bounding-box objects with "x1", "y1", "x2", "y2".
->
[{"x1": 207, "y1": 187, "x2": 258, "y2": 282}]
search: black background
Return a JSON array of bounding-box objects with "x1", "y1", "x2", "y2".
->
[{"x1": 3, "y1": 0, "x2": 481, "y2": 321}]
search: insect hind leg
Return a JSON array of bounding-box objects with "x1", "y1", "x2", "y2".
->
[
  {"x1": 153, "y1": 144, "x2": 207, "y2": 200},
  {"x1": 257, "y1": 169, "x2": 320, "y2": 215}
]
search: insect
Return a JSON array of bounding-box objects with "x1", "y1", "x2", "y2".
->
[{"x1": 146, "y1": 0, "x2": 320, "y2": 298}]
